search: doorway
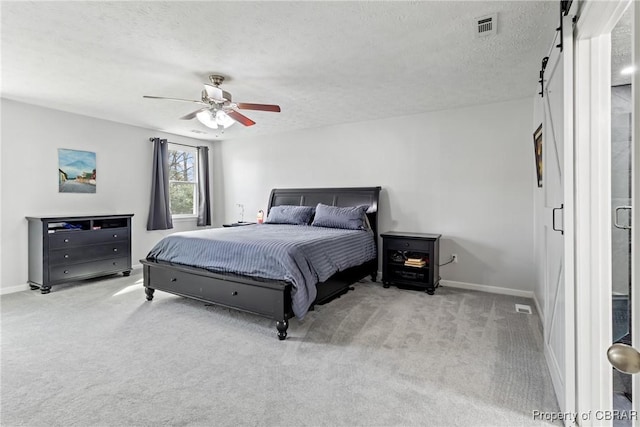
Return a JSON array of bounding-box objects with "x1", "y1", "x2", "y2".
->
[
  {"x1": 611, "y1": 5, "x2": 634, "y2": 422},
  {"x1": 573, "y1": 0, "x2": 638, "y2": 423}
]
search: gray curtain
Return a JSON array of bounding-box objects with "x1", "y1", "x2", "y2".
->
[
  {"x1": 146, "y1": 138, "x2": 173, "y2": 230},
  {"x1": 196, "y1": 146, "x2": 212, "y2": 226}
]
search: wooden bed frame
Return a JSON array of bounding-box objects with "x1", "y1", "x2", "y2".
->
[{"x1": 141, "y1": 186, "x2": 381, "y2": 340}]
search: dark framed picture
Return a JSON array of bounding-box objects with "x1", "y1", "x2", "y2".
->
[{"x1": 533, "y1": 124, "x2": 543, "y2": 188}]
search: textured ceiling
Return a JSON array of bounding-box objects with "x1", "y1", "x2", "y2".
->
[
  {"x1": 1, "y1": 1, "x2": 559, "y2": 141},
  {"x1": 612, "y1": 5, "x2": 633, "y2": 87}
]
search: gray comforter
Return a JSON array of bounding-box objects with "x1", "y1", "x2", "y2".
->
[{"x1": 146, "y1": 224, "x2": 377, "y2": 319}]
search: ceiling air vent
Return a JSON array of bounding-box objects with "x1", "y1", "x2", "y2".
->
[{"x1": 476, "y1": 14, "x2": 497, "y2": 37}]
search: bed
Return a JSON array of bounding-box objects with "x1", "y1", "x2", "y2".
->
[{"x1": 141, "y1": 186, "x2": 381, "y2": 340}]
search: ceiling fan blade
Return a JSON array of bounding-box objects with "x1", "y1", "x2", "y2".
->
[
  {"x1": 143, "y1": 95, "x2": 206, "y2": 105},
  {"x1": 179, "y1": 108, "x2": 209, "y2": 120},
  {"x1": 236, "y1": 103, "x2": 281, "y2": 112},
  {"x1": 226, "y1": 109, "x2": 256, "y2": 127}
]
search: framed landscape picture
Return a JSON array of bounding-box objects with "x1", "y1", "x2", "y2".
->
[
  {"x1": 533, "y1": 124, "x2": 543, "y2": 188},
  {"x1": 58, "y1": 149, "x2": 96, "y2": 193}
]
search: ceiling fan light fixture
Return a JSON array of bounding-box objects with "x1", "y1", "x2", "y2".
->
[
  {"x1": 196, "y1": 110, "x2": 218, "y2": 129},
  {"x1": 216, "y1": 110, "x2": 235, "y2": 128},
  {"x1": 196, "y1": 109, "x2": 235, "y2": 129}
]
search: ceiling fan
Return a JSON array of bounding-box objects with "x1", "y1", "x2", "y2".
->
[{"x1": 143, "y1": 74, "x2": 280, "y2": 129}]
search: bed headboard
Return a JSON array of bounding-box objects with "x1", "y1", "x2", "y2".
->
[{"x1": 268, "y1": 186, "x2": 382, "y2": 238}]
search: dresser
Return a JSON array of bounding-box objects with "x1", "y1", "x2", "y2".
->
[
  {"x1": 380, "y1": 231, "x2": 441, "y2": 295},
  {"x1": 27, "y1": 214, "x2": 134, "y2": 293}
]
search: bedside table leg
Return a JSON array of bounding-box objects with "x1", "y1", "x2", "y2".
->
[
  {"x1": 40, "y1": 286, "x2": 51, "y2": 294},
  {"x1": 145, "y1": 287, "x2": 155, "y2": 301}
]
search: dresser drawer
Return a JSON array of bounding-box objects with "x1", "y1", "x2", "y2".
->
[
  {"x1": 385, "y1": 238, "x2": 431, "y2": 252},
  {"x1": 49, "y1": 241, "x2": 130, "y2": 266},
  {"x1": 49, "y1": 257, "x2": 129, "y2": 282},
  {"x1": 148, "y1": 267, "x2": 283, "y2": 317},
  {"x1": 49, "y1": 228, "x2": 129, "y2": 249}
]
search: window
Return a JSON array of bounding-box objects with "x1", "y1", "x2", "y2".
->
[{"x1": 168, "y1": 144, "x2": 198, "y2": 217}]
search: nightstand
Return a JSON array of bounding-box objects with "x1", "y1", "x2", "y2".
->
[
  {"x1": 380, "y1": 231, "x2": 441, "y2": 295},
  {"x1": 222, "y1": 222, "x2": 256, "y2": 227}
]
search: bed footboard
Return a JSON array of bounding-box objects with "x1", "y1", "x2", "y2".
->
[{"x1": 142, "y1": 260, "x2": 293, "y2": 340}]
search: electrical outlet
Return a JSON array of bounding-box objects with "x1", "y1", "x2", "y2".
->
[{"x1": 452, "y1": 254, "x2": 458, "y2": 263}]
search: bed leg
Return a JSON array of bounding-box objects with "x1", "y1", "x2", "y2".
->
[
  {"x1": 276, "y1": 320, "x2": 288, "y2": 341},
  {"x1": 145, "y1": 287, "x2": 155, "y2": 301}
]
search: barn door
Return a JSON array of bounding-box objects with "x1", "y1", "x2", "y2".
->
[{"x1": 541, "y1": 14, "x2": 575, "y2": 416}]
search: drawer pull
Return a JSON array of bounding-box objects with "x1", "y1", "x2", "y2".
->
[
  {"x1": 232, "y1": 291, "x2": 238, "y2": 296},
  {"x1": 113, "y1": 248, "x2": 118, "y2": 252},
  {"x1": 64, "y1": 238, "x2": 69, "y2": 243},
  {"x1": 64, "y1": 254, "x2": 69, "y2": 258},
  {"x1": 64, "y1": 270, "x2": 69, "y2": 274},
  {"x1": 171, "y1": 278, "x2": 177, "y2": 282},
  {"x1": 405, "y1": 242, "x2": 410, "y2": 247},
  {"x1": 112, "y1": 262, "x2": 118, "y2": 266},
  {"x1": 113, "y1": 234, "x2": 118, "y2": 238}
]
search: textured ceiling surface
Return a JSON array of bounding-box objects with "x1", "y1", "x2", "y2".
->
[
  {"x1": 611, "y1": 5, "x2": 633, "y2": 87},
  {"x1": 1, "y1": 1, "x2": 559, "y2": 140}
]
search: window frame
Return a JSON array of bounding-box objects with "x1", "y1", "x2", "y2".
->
[{"x1": 167, "y1": 143, "x2": 199, "y2": 219}]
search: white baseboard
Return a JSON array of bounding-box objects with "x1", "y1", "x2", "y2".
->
[
  {"x1": 440, "y1": 279, "x2": 534, "y2": 299},
  {"x1": 532, "y1": 293, "x2": 544, "y2": 325},
  {"x1": 0, "y1": 283, "x2": 30, "y2": 295}
]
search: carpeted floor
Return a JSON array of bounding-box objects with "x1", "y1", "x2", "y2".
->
[{"x1": 1, "y1": 271, "x2": 559, "y2": 426}]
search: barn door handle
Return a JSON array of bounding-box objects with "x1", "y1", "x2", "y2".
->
[
  {"x1": 552, "y1": 204, "x2": 564, "y2": 235},
  {"x1": 614, "y1": 206, "x2": 632, "y2": 230}
]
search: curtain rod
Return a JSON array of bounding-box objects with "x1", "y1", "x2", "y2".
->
[{"x1": 148, "y1": 138, "x2": 202, "y2": 149}]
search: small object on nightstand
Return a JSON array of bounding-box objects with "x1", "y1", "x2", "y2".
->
[
  {"x1": 236, "y1": 203, "x2": 245, "y2": 223},
  {"x1": 257, "y1": 210, "x2": 264, "y2": 224},
  {"x1": 381, "y1": 231, "x2": 441, "y2": 295}
]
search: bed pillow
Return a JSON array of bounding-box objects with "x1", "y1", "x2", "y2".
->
[
  {"x1": 311, "y1": 203, "x2": 369, "y2": 230},
  {"x1": 362, "y1": 212, "x2": 372, "y2": 231},
  {"x1": 265, "y1": 205, "x2": 315, "y2": 225}
]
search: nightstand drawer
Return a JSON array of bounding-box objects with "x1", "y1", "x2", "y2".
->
[{"x1": 385, "y1": 238, "x2": 431, "y2": 252}]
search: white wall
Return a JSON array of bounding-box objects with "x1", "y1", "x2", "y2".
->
[
  {"x1": 0, "y1": 99, "x2": 218, "y2": 292},
  {"x1": 1, "y1": 97, "x2": 537, "y2": 294},
  {"x1": 217, "y1": 98, "x2": 536, "y2": 293}
]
